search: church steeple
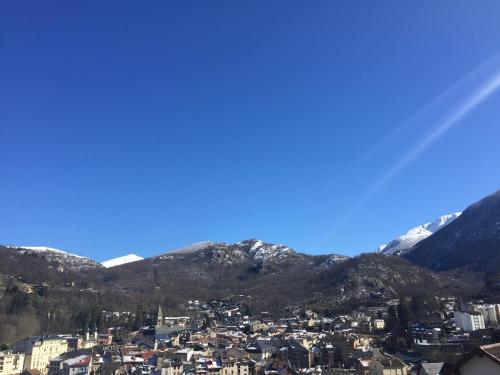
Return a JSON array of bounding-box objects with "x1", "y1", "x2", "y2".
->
[{"x1": 156, "y1": 305, "x2": 164, "y2": 326}]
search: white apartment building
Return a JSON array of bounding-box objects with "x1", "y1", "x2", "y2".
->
[
  {"x1": 454, "y1": 311, "x2": 485, "y2": 332},
  {"x1": 14, "y1": 336, "x2": 68, "y2": 374},
  {"x1": 476, "y1": 304, "x2": 500, "y2": 326},
  {"x1": 0, "y1": 351, "x2": 25, "y2": 375}
]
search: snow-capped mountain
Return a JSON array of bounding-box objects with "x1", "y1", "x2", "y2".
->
[
  {"x1": 406, "y1": 190, "x2": 500, "y2": 271},
  {"x1": 158, "y1": 239, "x2": 348, "y2": 270},
  {"x1": 165, "y1": 239, "x2": 298, "y2": 261},
  {"x1": 6, "y1": 245, "x2": 101, "y2": 270},
  {"x1": 379, "y1": 212, "x2": 462, "y2": 256},
  {"x1": 101, "y1": 254, "x2": 144, "y2": 268},
  {"x1": 3, "y1": 239, "x2": 349, "y2": 272}
]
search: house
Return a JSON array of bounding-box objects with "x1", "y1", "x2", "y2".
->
[
  {"x1": 285, "y1": 340, "x2": 311, "y2": 370},
  {"x1": 245, "y1": 341, "x2": 272, "y2": 362},
  {"x1": 217, "y1": 357, "x2": 254, "y2": 375},
  {"x1": 258, "y1": 357, "x2": 296, "y2": 375},
  {"x1": 450, "y1": 342, "x2": 500, "y2": 374},
  {"x1": 173, "y1": 348, "x2": 193, "y2": 362},
  {"x1": 247, "y1": 322, "x2": 268, "y2": 334},
  {"x1": 234, "y1": 360, "x2": 254, "y2": 375},
  {"x1": 161, "y1": 360, "x2": 183, "y2": 375},
  {"x1": 49, "y1": 350, "x2": 95, "y2": 375},
  {"x1": 373, "y1": 320, "x2": 385, "y2": 331},
  {"x1": 60, "y1": 356, "x2": 91, "y2": 375},
  {"x1": 367, "y1": 356, "x2": 409, "y2": 375},
  {"x1": 356, "y1": 358, "x2": 371, "y2": 375},
  {"x1": 316, "y1": 345, "x2": 335, "y2": 369},
  {"x1": 329, "y1": 334, "x2": 359, "y2": 365},
  {"x1": 195, "y1": 358, "x2": 222, "y2": 375},
  {"x1": 164, "y1": 317, "x2": 191, "y2": 328}
]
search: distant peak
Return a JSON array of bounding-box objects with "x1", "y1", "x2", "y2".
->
[
  {"x1": 379, "y1": 212, "x2": 462, "y2": 256},
  {"x1": 101, "y1": 254, "x2": 144, "y2": 268},
  {"x1": 424, "y1": 212, "x2": 461, "y2": 233}
]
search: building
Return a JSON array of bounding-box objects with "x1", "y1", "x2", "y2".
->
[
  {"x1": 247, "y1": 321, "x2": 268, "y2": 334},
  {"x1": 161, "y1": 360, "x2": 183, "y2": 375},
  {"x1": 14, "y1": 337, "x2": 68, "y2": 374},
  {"x1": 373, "y1": 319, "x2": 385, "y2": 330},
  {"x1": 330, "y1": 334, "x2": 359, "y2": 365},
  {"x1": 49, "y1": 356, "x2": 91, "y2": 375},
  {"x1": 418, "y1": 362, "x2": 445, "y2": 375},
  {"x1": 476, "y1": 304, "x2": 499, "y2": 326},
  {"x1": 0, "y1": 351, "x2": 25, "y2": 375},
  {"x1": 413, "y1": 342, "x2": 463, "y2": 364},
  {"x1": 453, "y1": 311, "x2": 485, "y2": 332},
  {"x1": 173, "y1": 348, "x2": 193, "y2": 362},
  {"x1": 234, "y1": 360, "x2": 254, "y2": 375},
  {"x1": 164, "y1": 317, "x2": 191, "y2": 328},
  {"x1": 367, "y1": 357, "x2": 409, "y2": 375},
  {"x1": 157, "y1": 306, "x2": 164, "y2": 326},
  {"x1": 356, "y1": 358, "x2": 371, "y2": 375},
  {"x1": 286, "y1": 340, "x2": 311, "y2": 370},
  {"x1": 196, "y1": 358, "x2": 222, "y2": 375},
  {"x1": 245, "y1": 341, "x2": 272, "y2": 362},
  {"x1": 218, "y1": 358, "x2": 255, "y2": 375},
  {"x1": 451, "y1": 343, "x2": 500, "y2": 374}
]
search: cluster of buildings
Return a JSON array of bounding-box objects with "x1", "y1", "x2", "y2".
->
[
  {"x1": 453, "y1": 304, "x2": 500, "y2": 332},
  {"x1": 1, "y1": 299, "x2": 500, "y2": 375},
  {"x1": 0, "y1": 332, "x2": 112, "y2": 375}
]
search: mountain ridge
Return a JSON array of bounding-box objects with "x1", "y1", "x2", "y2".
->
[
  {"x1": 405, "y1": 189, "x2": 500, "y2": 272},
  {"x1": 378, "y1": 212, "x2": 461, "y2": 255},
  {"x1": 2, "y1": 239, "x2": 350, "y2": 268},
  {"x1": 4, "y1": 245, "x2": 101, "y2": 270}
]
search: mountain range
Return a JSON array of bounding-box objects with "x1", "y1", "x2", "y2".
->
[
  {"x1": 3, "y1": 209, "x2": 464, "y2": 270},
  {"x1": 3, "y1": 210, "x2": 462, "y2": 270},
  {"x1": 1, "y1": 189, "x2": 500, "y2": 344}
]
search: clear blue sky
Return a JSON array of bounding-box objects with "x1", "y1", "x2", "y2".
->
[{"x1": 2, "y1": 1, "x2": 500, "y2": 260}]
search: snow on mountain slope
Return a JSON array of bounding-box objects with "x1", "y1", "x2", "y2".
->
[
  {"x1": 158, "y1": 239, "x2": 349, "y2": 271},
  {"x1": 243, "y1": 239, "x2": 295, "y2": 261},
  {"x1": 6, "y1": 245, "x2": 101, "y2": 270},
  {"x1": 15, "y1": 246, "x2": 86, "y2": 258},
  {"x1": 168, "y1": 241, "x2": 213, "y2": 254},
  {"x1": 379, "y1": 212, "x2": 462, "y2": 256},
  {"x1": 101, "y1": 254, "x2": 144, "y2": 268}
]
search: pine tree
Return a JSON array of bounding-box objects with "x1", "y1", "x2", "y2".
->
[
  {"x1": 386, "y1": 305, "x2": 398, "y2": 332},
  {"x1": 397, "y1": 298, "x2": 415, "y2": 328}
]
